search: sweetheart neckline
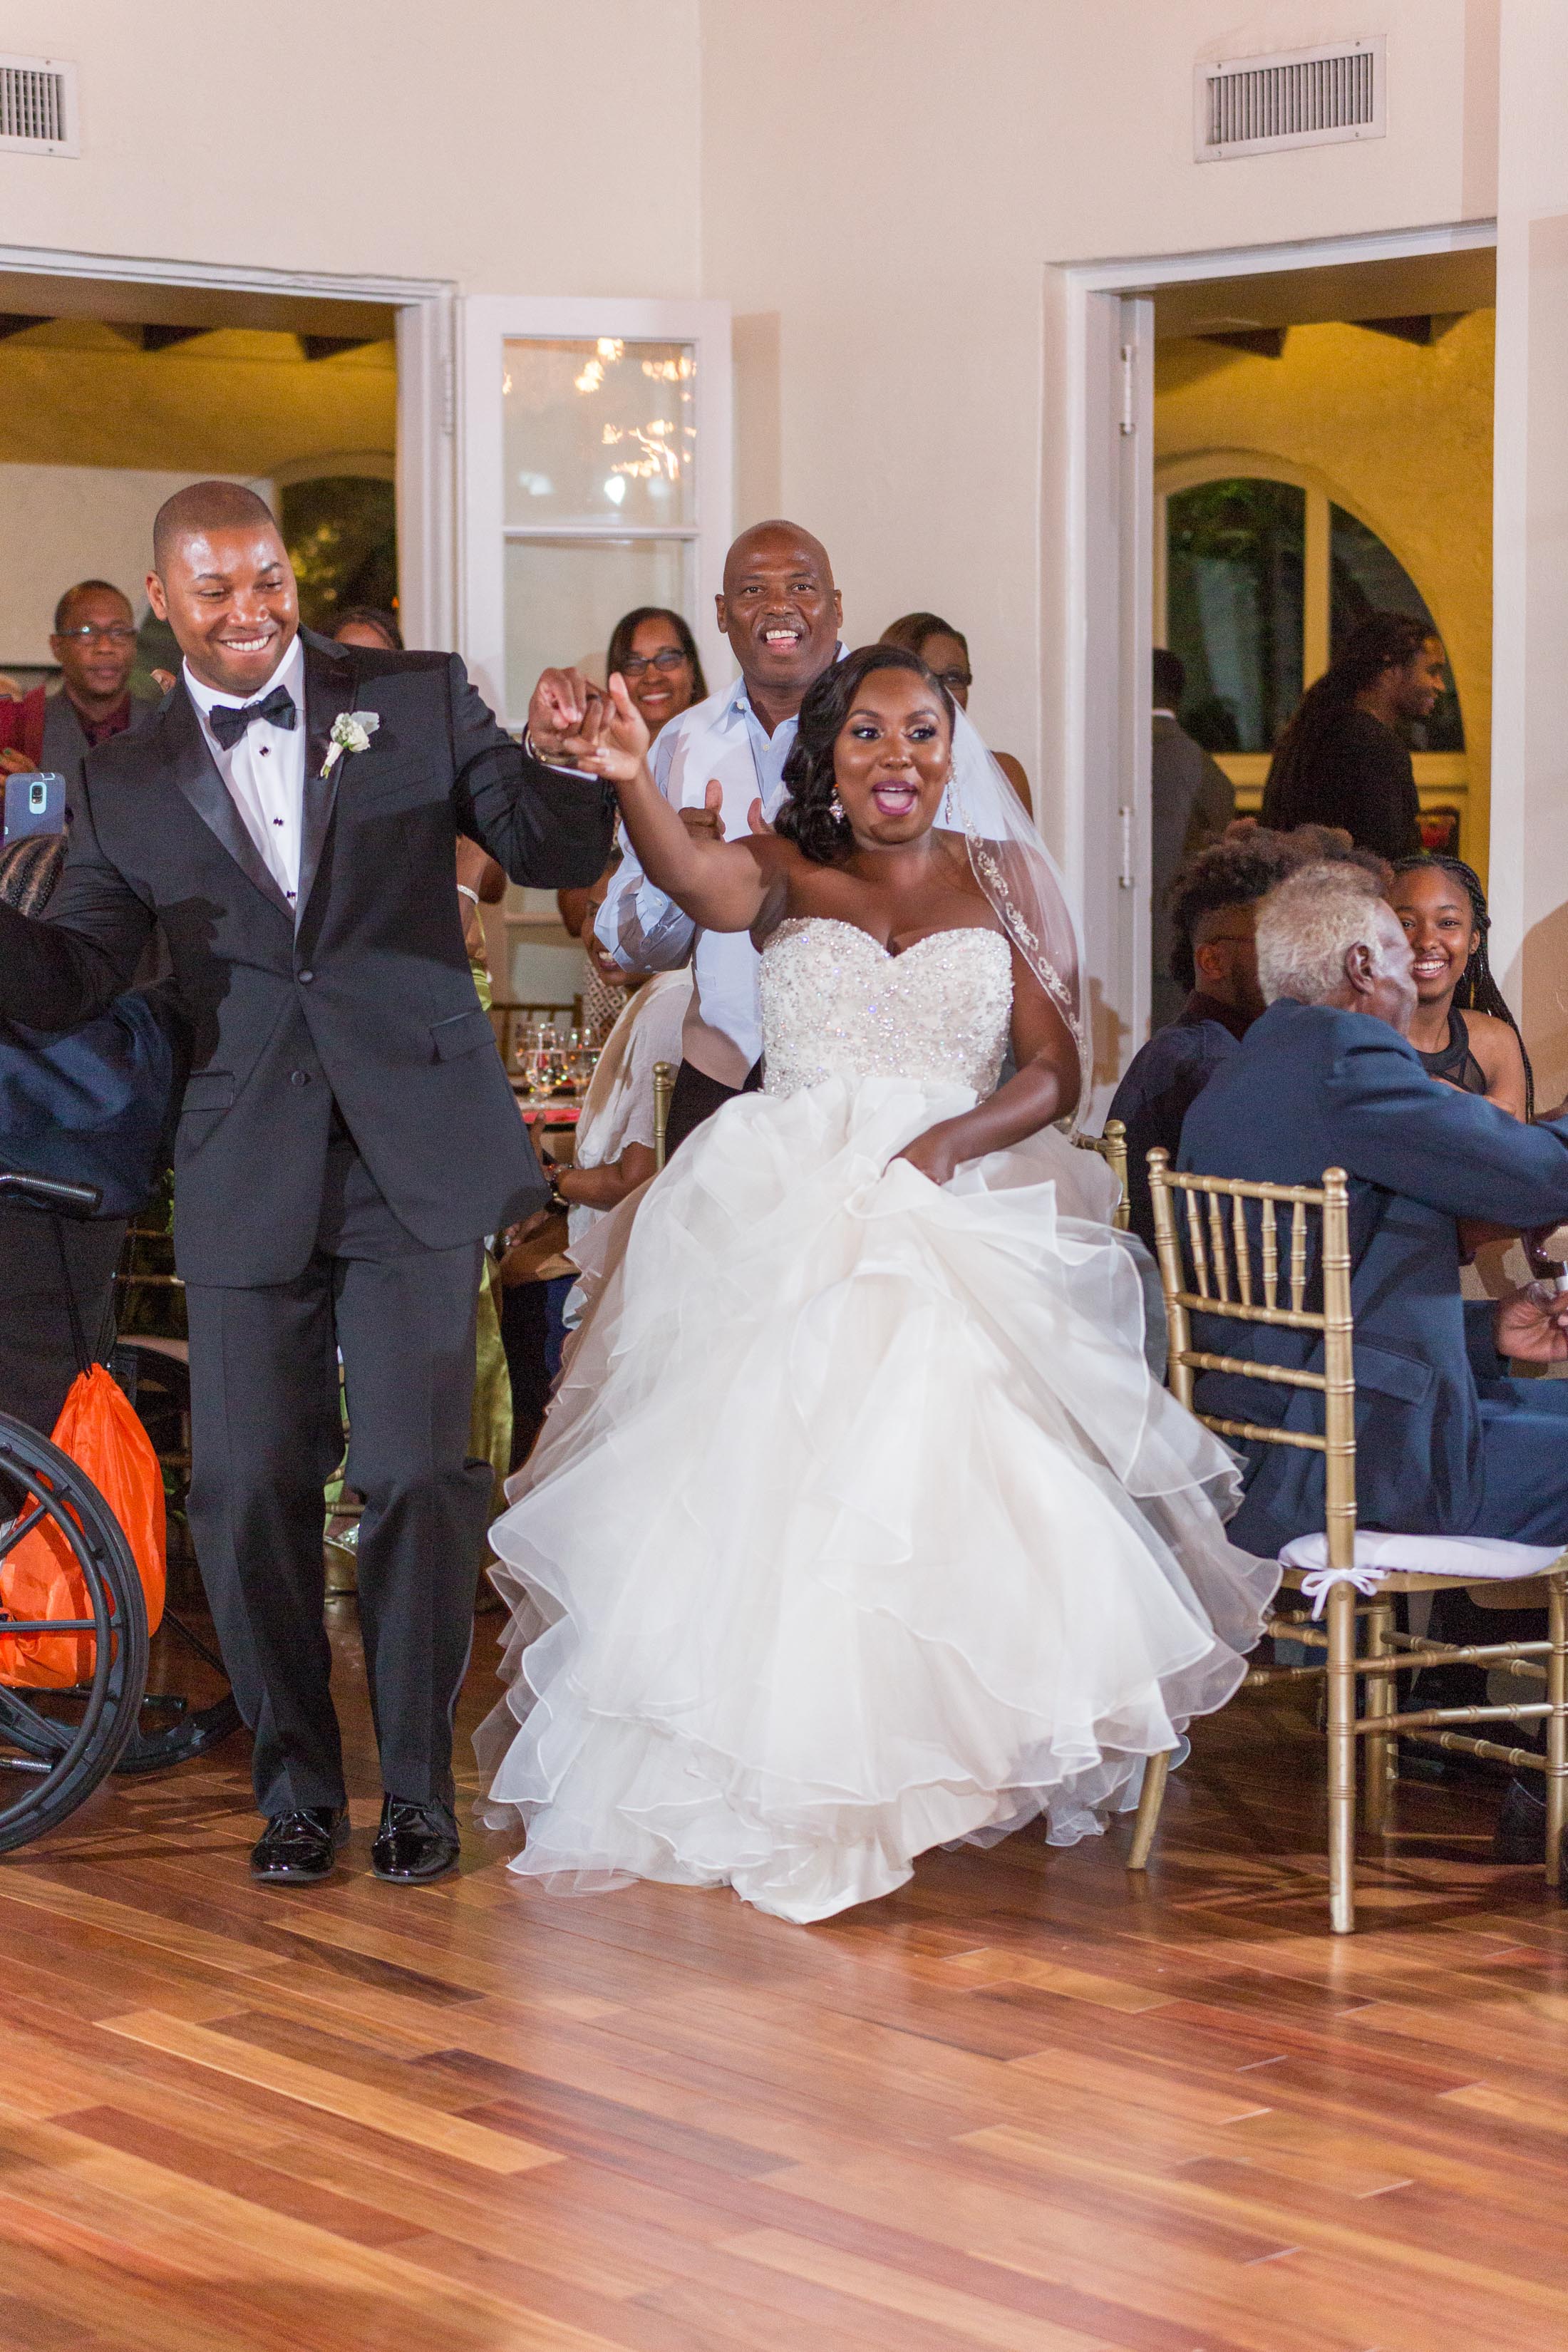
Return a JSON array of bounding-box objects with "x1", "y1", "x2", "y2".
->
[{"x1": 766, "y1": 914, "x2": 1008, "y2": 965}]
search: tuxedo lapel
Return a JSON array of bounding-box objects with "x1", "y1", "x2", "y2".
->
[
  {"x1": 164, "y1": 684, "x2": 295, "y2": 920},
  {"x1": 296, "y1": 632, "x2": 357, "y2": 930}
]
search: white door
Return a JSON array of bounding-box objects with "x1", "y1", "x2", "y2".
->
[{"x1": 457, "y1": 296, "x2": 733, "y2": 726}]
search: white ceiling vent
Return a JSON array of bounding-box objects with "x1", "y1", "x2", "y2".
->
[
  {"x1": 0, "y1": 54, "x2": 78, "y2": 158},
  {"x1": 1195, "y1": 38, "x2": 1384, "y2": 162}
]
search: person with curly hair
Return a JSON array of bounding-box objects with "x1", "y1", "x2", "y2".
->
[
  {"x1": 1108, "y1": 830, "x2": 1313, "y2": 1249},
  {"x1": 476, "y1": 641, "x2": 1275, "y2": 1924}
]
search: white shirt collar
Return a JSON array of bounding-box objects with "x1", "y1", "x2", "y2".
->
[{"x1": 184, "y1": 631, "x2": 304, "y2": 716}]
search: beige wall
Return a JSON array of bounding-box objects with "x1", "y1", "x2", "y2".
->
[
  {"x1": 0, "y1": 0, "x2": 702, "y2": 298},
  {"x1": 702, "y1": 0, "x2": 1495, "y2": 843},
  {"x1": 1153, "y1": 313, "x2": 1495, "y2": 867}
]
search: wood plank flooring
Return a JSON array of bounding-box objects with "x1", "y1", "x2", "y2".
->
[{"x1": 2, "y1": 1600, "x2": 1565, "y2": 2352}]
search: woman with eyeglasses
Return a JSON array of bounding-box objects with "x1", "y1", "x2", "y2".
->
[
  {"x1": 880, "y1": 611, "x2": 1031, "y2": 814},
  {"x1": 602, "y1": 607, "x2": 708, "y2": 744}
]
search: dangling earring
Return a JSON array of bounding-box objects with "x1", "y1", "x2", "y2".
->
[{"x1": 830, "y1": 795, "x2": 846, "y2": 822}]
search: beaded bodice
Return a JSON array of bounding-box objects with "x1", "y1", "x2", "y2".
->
[{"x1": 760, "y1": 917, "x2": 1012, "y2": 1100}]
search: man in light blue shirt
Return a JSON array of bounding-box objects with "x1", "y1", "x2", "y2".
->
[
  {"x1": 597, "y1": 520, "x2": 1026, "y2": 1150},
  {"x1": 597, "y1": 518, "x2": 843, "y2": 1149}
]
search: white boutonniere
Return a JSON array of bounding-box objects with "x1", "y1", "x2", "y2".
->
[{"x1": 321, "y1": 708, "x2": 381, "y2": 779}]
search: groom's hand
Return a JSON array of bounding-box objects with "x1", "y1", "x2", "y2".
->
[{"x1": 528, "y1": 667, "x2": 602, "y2": 761}]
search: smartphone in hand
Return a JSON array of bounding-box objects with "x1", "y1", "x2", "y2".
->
[{"x1": 2, "y1": 772, "x2": 66, "y2": 843}]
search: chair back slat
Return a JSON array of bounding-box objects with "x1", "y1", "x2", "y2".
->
[
  {"x1": 1232, "y1": 1192, "x2": 1253, "y2": 1307},
  {"x1": 1186, "y1": 1189, "x2": 1211, "y2": 1298},
  {"x1": 1206, "y1": 1191, "x2": 1231, "y2": 1304},
  {"x1": 1291, "y1": 1197, "x2": 1309, "y2": 1315},
  {"x1": 1261, "y1": 1193, "x2": 1279, "y2": 1309}
]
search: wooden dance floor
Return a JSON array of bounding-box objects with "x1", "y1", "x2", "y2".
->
[{"x1": 3, "y1": 1602, "x2": 1566, "y2": 2352}]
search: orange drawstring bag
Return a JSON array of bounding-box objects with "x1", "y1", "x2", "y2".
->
[{"x1": 0, "y1": 1362, "x2": 167, "y2": 1689}]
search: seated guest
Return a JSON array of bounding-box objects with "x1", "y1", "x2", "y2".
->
[
  {"x1": 1110, "y1": 830, "x2": 1306, "y2": 1251},
  {"x1": 1150, "y1": 649, "x2": 1235, "y2": 1028},
  {"x1": 880, "y1": 611, "x2": 1031, "y2": 812},
  {"x1": 1179, "y1": 862, "x2": 1568, "y2": 1567},
  {"x1": 0, "y1": 580, "x2": 158, "y2": 790},
  {"x1": 1389, "y1": 855, "x2": 1532, "y2": 1118},
  {"x1": 605, "y1": 605, "x2": 708, "y2": 745},
  {"x1": 550, "y1": 957, "x2": 693, "y2": 1294}
]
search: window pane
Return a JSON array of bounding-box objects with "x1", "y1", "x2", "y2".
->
[
  {"x1": 504, "y1": 537, "x2": 693, "y2": 725},
  {"x1": 1165, "y1": 478, "x2": 1304, "y2": 753},
  {"x1": 503, "y1": 338, "x2": 696, "y2": 528},
  {"x1": 1329, "y1": 504, "x2": 1463, "y2": 751}
]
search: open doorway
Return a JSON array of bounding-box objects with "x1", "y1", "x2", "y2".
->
[
  {"x1": 0, "y1": 268, "x2": 400, "y2": 701},
  {"x1": 1063, "y1": 225, "x2": 1495, "y2": 1103}
]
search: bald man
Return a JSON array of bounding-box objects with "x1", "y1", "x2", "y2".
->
[
  {"x1": 0, "y1": 480, "x2": 614, "y2": 1887},
  {"x1": 594, "y1": 520, "x2": 844, "y2": 1149}
]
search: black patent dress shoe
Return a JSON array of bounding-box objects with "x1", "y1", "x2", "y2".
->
[
  {"x1": 371, "y1": 1795, "x2": 460, "y2": 1884},
  {"x1": 249, "y1": 1806, "x2": 349, "y2": 1884},
  {"x1": 1492, "y1": 1775, "x2": 1566, "y2": 1880}
]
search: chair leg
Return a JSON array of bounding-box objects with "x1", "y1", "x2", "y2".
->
[
  {"x1": 1127, "y1": 1750, "x2": 1172, "y2": 1871},
  {"x1": 1363, "y1": 1599, "x2": 1396, "y2": 1835},
  {"x1": 1326, "y1": 1582, "x2": 1357, "y2": 1934},
  {"x1": 1547, "y1": 1572, "x2": 1567, "y2": 1892}
]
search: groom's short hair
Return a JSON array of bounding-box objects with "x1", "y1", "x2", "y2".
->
[{"x1": 153, "y1": 480, "x2": 280, "y2": 574}]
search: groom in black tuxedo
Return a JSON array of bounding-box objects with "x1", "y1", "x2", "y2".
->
[{"x1": 0, "y1": 481, "x2": 612, "y2": 1884}]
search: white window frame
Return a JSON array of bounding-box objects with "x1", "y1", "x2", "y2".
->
[
  {"x1": 1155, "y1": 448, "x2": 1470, "y2": 821},
  {"x1": 458, "y1": 294, "x2": 733, "y2": 726}
]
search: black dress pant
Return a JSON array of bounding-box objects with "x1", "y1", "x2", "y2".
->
[
  {"x1": 664, "y1": 1056, "x2": 763, "y2": 1157},
  {"x1": 0, "y1": 1203, "x2": 125, "y2": 1435},
  {"x1": 184, "y1": 1127, "x2": 488, "y2": 1819}
]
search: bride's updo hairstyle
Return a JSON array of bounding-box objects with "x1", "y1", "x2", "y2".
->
[{"x1": 776, "y1": 644, "x2": 956, "y2": 865}]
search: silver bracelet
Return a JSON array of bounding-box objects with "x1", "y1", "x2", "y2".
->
[
  {"x1": 522, "y1": 725, "x2": 598, "y2": 781},
  {"x1": 455, "y1": 883, "x2": 480, "y2": 907}
]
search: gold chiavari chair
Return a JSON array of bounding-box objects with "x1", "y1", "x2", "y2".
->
[
  {"x1": 1071, "y1": 1116, "x2": 1130, "y2": 1231},
  {"x1": 1141, "y1": 1145, "x2": 1568, "y2": 1932},
  {"x1": 652, "y1": 1061, "x2": 676, "y2": 1172}
]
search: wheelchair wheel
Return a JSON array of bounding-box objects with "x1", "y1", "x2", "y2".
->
[
  {"x1": 105, "y1": 1340, "x2": 242, "y2": 1775},
  {"x1": 0, "y1": 1411, "x2": 149, "y2": 1852}
]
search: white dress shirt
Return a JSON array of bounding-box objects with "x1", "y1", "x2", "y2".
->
[
  {"x1": 185, "y1": 634, "x2": 307, "y2": 913},
  {"x1": 595, "y1": 653, "x2": 1023, "y2": 1084},
  {"x1": 567, "y1": 969, "x2": 693, "y2": 1257}
]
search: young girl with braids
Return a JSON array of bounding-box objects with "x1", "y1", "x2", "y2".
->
[{"x1": 1388, "y1": 855, "x2": 1532, "y2": 1120}]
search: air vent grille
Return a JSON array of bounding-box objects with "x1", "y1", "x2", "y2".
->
[
  {"x1": 0, "y1": 55, "x2": 78, "y2": 157},
  {"x1": 1196, "y1": 40, "x2": 1384, "y2": 162}
]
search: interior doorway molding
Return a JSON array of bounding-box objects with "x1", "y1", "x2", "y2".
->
[
  {"x1": 0, "y1": 242, "x2": 454, "y2": 651},
  {"x1": 1056, "y1": 215, "x2": 1496, "y2": 1108}
]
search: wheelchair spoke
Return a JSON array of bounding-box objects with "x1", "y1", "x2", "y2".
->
[{"x1": 0, "y1": 1500, "x2": 50, "y2": 1559}]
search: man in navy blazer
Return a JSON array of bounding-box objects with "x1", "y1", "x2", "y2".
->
[{"x1": 1179, "y1": 861, "x2": 1568, "y2": 1562}]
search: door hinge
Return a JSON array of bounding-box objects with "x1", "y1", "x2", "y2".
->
[
  {"x1": 1119, "y1": 343, "x2": 1137, "y2": 435},
  {"x1": 1118, "y1": 805, "x2": 1135, "y2": 889}
]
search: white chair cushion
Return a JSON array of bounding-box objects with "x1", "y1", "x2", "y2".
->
[{"x1": 1279, "y1": 1530, "x2": 1563, "y2": 1616}]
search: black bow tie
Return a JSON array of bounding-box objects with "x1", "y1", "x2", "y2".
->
[{"x1": 208, "y1": 682, "x2": 298, "y2": 751}]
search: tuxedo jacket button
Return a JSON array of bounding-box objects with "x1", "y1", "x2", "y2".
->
[
  {"x1": 298, "y1": 969, "x2": 314, "y2": 984},
  {"x1": 290, "y1": 1069, "x2": 310, "y2": 1088}
]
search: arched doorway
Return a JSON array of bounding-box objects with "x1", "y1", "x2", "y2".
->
[{"x1": 1155, "y1": 455, "x2": 1468, "y2": 858}]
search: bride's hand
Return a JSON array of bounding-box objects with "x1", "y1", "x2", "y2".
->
[
  {"x1": 893, "y1": 1127, "x2": 959, "y2": 1187},
  {"x1": 561, "y1": 671, "x2": 650, "y2": 785}
]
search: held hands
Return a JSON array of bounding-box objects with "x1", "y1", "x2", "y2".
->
[
  {"x1": 527, "y1": 666, "x2": 605, "y2": 761},
  {"x1": 556, "y1": 673, "x2": 650, "y2": 786}
]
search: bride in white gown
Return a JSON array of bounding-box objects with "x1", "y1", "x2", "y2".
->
[{"x1": 477, "y1": 644, "x2": 1277, "y2": 1923}]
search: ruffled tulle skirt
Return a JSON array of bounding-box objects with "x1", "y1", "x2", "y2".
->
[{"x1": 476, "y1": 1076, "x2": 1277, "y2": 1923}]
